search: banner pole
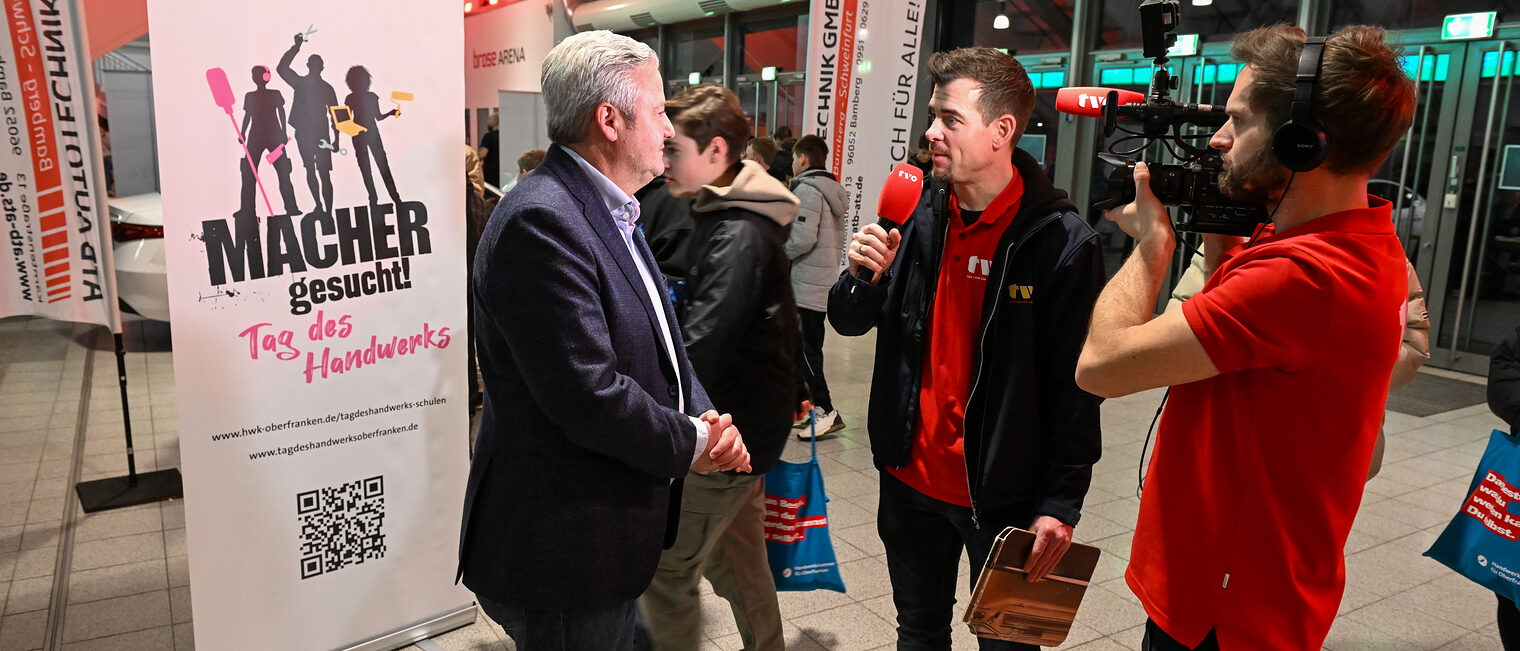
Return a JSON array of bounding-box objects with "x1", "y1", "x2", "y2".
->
[
  {"x1": 115, "y1": 331, "x2": 138, "y2": 481},
  {"x1": 76, "y1": 326, "x2": 183, "y2": 512},
  {"x1": 68, "y1": 0, "x2": 179, "y2": 513}
]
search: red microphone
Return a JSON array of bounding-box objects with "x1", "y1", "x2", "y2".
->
[
  {"x1": 1054, "y1": 87, "x2": 1146, "y2": 118},
  {"x1": 855, "y1": 163, "x2": 924, "y2": 283}
]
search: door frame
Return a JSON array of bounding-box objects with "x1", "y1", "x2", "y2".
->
[{"x1": 1416, "y1": 26, "x2": 1518, "y2": 375}]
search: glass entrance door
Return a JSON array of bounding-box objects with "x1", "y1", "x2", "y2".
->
[
  {"x1": 1376, "y1": 43, "x2": 1466, "y2": 269},
  {"x1": 734, "y1": 74, "x2": 795, "y2": 138},
  {"x1": 1426, "y1": 36, "x2": 1520, "y2": 373},
  {"x1": 1012, "y1": 56, "x2": 1069, "y2": 183},
  {"x1": 773, "y1": 72, "x2": 806, "y2": 140}
]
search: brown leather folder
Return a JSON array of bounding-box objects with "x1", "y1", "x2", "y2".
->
[{"x1": 963, "y1": 527, "x2": 1102, "y2": 646}]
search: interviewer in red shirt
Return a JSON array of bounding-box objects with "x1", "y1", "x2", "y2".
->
[
  {"x1": 830, "y1": 48, "x2": 1105, "y2": 650},
  {"x1": 1076, "y1": 25, "x2": 1417, "y2": 651}
]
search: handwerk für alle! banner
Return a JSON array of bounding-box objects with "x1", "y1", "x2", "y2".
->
[{"x1": 803, "y1": 0, "x2": 925, "y2": 259}]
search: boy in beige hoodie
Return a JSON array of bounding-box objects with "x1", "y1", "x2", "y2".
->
[{"x1": 637, "y1": 84, "x2": 798, "y2": 651}]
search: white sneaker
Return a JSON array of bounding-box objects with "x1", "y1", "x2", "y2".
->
[{"x1": 797, "y1": 408, "x2": 844, "y2": 440}]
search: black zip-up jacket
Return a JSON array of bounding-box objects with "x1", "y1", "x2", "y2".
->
[
  {"x1": 827, "y1": 149, "x2": 1105, "y2": 525},
  {"x1": 680, "y1": 203, "x2": 800, "y2": 474}
]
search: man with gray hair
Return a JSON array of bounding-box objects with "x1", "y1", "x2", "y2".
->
[{"x1": 456, "y1": 30, "x2": 753, "y2": 650}]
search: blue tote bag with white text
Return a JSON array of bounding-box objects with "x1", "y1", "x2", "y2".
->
[
  {"x1": 763, "y1": 419, "x2": 846, "y2": 592},
  {"x1": 1426, "y1": 429, "x2": 1520, "y2": 603}
]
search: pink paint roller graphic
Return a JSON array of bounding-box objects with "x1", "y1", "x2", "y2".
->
[{"x1": 206, "y1": 67, "x2": 275, "y2": 216}]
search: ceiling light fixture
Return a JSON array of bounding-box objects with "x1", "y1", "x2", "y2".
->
[{"x1": 994, "y1": 1, "x2": 1010, "y2": 29}]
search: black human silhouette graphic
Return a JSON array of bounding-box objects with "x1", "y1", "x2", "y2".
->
[
  {"x1": 277, "y1": 34, "x2": 340, "y2": 214},
  {"x1": 344, "y1": 65, "x2": 401, "y2": 205},
  {"x1": 240, "y1": 65, "x2": 301, "y2": 216}
]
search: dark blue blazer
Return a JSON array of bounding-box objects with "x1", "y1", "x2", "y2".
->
[{"x1": 458, "y1": 144, "x2": 713, "y2": 609}]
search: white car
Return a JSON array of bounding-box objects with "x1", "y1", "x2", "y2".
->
[{"x1": 109, "y1": 192, "x2": 170, "y2": 322}]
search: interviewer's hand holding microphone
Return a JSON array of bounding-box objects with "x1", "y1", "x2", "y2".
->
[{"x1": 848, "y1": 163, "x2": 924, "y2": 284}]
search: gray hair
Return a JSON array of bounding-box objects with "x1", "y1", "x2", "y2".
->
[{"x1": 541, "y1": 30, "x2": 658, "y2": 145}]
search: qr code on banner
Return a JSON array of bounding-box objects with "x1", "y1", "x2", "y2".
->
[{"x1": 297, "y1": 475, "x2": 386, "y2": 580}]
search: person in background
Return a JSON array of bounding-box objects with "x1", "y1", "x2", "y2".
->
[
  {"x1": 458, "y1": 32, "x2": 751, "y2": 649},
  {"x1": 518, "y1": 148, "x2": 546, "y2": 177},
  {"x1": 746, "y1": 136, "x2": 782, "y2": 183},
  {"x1": 467, "y1": 146, "x2": 485, "y2": 197},
  {"x1": 1491, "y1": 323, "x2": 1520, "y2": 648},
  {"x1": 635, "y1": 175, "x2": 697, "y2": 285},
  {"x1": 911, "y1": 134, "x2": 934, "y2": 177},
  {"x1": 1368, "y1": 260, "x2": 1430, "y2": 480},
  {"x1": 479, "y1": 113, "x2": 501, "y2": 187},
  {"x1": 769, "y1": 126, "x2": 795, "y2": 183},
  {"x1": 786, "y1": 134, "x2": 850, "y2": 439},
  {"x1": 638, "y1": 83, "x2": 797, "y2": 651},
  {"x1": 464, "y1": 146, "x2": 489, "y2": 413}
]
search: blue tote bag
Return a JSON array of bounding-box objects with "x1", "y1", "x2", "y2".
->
[
  {"x1": 763, "y1": 418, "x2": 846, "y2": 592},
  {"x1": 1425, "y1": 429, "x2": 1520, "y2": 602}
]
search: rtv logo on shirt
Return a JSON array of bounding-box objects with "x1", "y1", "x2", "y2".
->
[{"x1": 966, "y1": 256, "x2": 993, "y2": 280}]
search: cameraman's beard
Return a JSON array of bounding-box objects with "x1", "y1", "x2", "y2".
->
[{"x1": 1218, "y1": 146, "x2": 1292, "y2": 204}]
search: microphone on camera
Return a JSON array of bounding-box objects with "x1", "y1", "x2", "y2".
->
[
  {"x1": 1054, "y1": 87, "x2": 1147, "y2": 118},
  {"x1": 854, "y1": 163, "x2": 924, "y2": 283}
]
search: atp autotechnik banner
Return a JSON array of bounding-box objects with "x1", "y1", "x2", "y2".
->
[
  {"x1": 0, "y1": 0, "x2": 120, "y2": 329},
  {"x1": 803, "y1": 0, "x2": 924, "y2": 243},
  {"x1": 146, "y1": 1, "x2": 472, "y2": 648}
]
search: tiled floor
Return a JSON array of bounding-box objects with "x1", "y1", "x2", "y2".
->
[{"x1": 0, "y1": 313, "x2": 1510, "y2": 650}]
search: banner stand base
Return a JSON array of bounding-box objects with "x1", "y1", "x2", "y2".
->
[
  {"x1": 340, "y1": 604, "x2": 478, "y2": 651},
  {"x1": 76, "y1": 468, "x2": 184, "y2": 513}
]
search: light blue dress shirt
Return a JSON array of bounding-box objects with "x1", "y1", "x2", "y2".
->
[{"x1": 562, "y1": 146, "x2": 708, "y2": 465}]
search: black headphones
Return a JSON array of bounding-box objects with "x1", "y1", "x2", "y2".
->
[{"x1": 1271, "y1": 36, "x2": 1329, "y2": 172}]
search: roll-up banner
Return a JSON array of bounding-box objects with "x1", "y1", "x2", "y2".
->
[
  {"x1": 145, "y1": 1, "x2": 472, "y2": 648},
  {"x1": 0, "y1": 0, "x2": 120, "y2": 330},
  {"x1": 803, "y1": 0, "x2": 925, "y2": 247}
]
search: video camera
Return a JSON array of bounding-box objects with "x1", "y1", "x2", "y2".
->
[{"x1": 1056, "y1": 0, "x2": 1268, "y2": 236}]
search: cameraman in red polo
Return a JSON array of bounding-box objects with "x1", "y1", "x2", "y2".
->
[{"x1": 1076, "y1": 25, "x2": 1417, "y2": 650}]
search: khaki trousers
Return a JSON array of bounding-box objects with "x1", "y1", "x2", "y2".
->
[{"x1": 638, "y1": 470, "x2": 784, "y2": 650}]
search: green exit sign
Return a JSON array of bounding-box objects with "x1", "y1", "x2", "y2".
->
[
  {"x1": 1442, "y1": 12, "x2": 1497, "y2": 40},
  {"x1": 1168, "y1": 34, "x2": 1199, "y2": 57},
  {"x1": 762, "y1": 66, "x2": 777, "y2": 81},
  {"x1": 688, "y1": 72, "x2": 701, "y2": 85}
]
